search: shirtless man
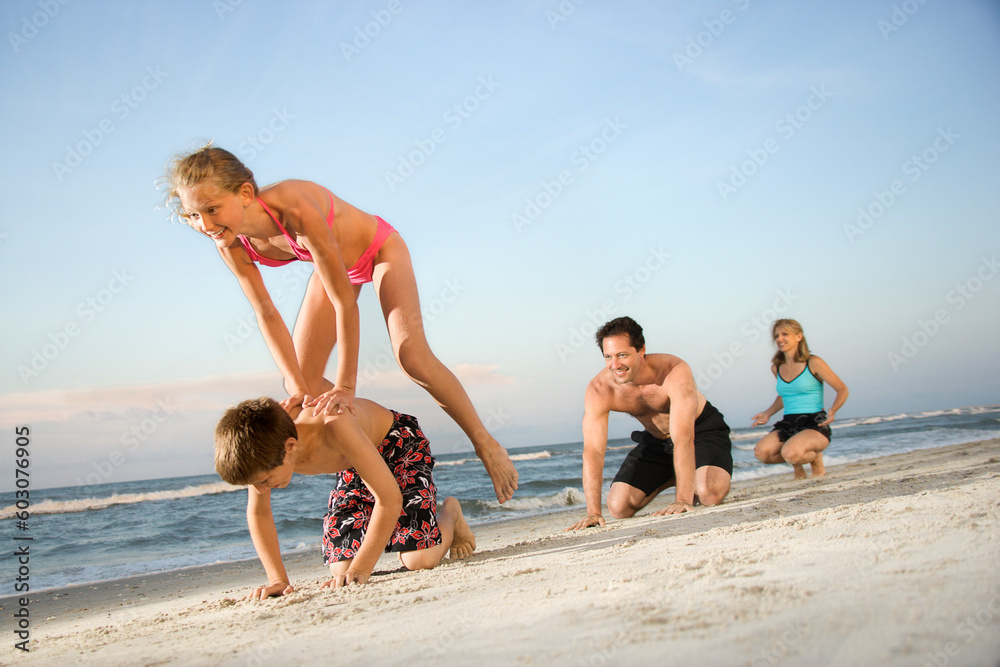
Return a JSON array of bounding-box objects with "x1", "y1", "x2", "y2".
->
[{"x1": 566, "y1": 316, "x2": 733, "y2": 530}]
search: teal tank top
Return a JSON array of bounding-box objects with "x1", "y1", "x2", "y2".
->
[{"x1": 777, "y1": 360, "x2": 824, "y2": 414}]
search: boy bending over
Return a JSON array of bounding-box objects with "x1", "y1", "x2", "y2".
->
[{"x1": 214, "y1": 396, "x2": 476, "y2": 599}]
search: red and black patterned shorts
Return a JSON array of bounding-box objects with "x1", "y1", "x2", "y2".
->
[{"x1": 322, "y1": 411, "x2": 441, "y2": 564}]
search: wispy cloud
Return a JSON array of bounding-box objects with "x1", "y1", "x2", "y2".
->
[
  {"x1": 0, "y1": 372, "x2": 284, "y2": 427},
  {"x1": 453, "y1": 364, "x2": 516, "y2": 386}
]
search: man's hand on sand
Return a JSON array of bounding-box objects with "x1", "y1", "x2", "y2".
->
[
  {"x1": 651, "y1": 501, "x2": 693, "y2": 516},
  {"x1": 565, "y1": 514, "x2": 605, "y2": 531},
  {"x1": 245, "y1": 581, "x2": 294, "y2": 600}
]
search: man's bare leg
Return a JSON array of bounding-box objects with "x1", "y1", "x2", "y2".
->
[
  {"x1": 607, "y1": 480, "x2": 674, "y2": 519},
  {"x1": 694, "y1": 465, "x2": 731, "y2": 505}
]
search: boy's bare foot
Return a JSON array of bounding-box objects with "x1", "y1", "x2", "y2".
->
[
  {"x1": 476, "y1": 438, "x2": 519, "y2": 503},
  {"x1": 810, "y1": 452, "x2": 826, "y2": 477},
  {"x1": 792, "y1": 463, "x2": 807, "y2": 480},
  {"x1": 446, "y1": 497, "x2": 476, "y2": 560}
]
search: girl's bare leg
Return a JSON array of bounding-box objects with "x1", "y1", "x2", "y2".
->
[
  {"x1": 755, "y1": 430, "x2": 806, "y2": 479},
  {"x1": 372, "y1": 235, "x2": 519, "y2": 503},
  {"x1": 291, "y1": 272, "x2": 361, "y2": 396},
  {"x1": 781, "y1": 430, "x2": 830, "y2": 479}
]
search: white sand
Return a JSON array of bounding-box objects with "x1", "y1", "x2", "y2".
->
[{"x1": 4, "y1": 440, "x2": 999, "y2": 666}]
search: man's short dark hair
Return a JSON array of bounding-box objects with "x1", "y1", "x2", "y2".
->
[{"x1": 595, "y1": 316, "x2": 645, "y2": 352}]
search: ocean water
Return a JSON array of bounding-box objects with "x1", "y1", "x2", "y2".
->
[{"x1": 3, "y1": 405, "x2": 998, "y2": 592}]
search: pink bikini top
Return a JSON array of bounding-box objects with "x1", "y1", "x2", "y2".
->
[{"x1": 238, "y1": 192, "x2": 335, "y2": 267}]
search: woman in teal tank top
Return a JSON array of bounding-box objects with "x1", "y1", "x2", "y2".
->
[{"x1": 751, "y1": 319, "x2": 849, "y2": 480}]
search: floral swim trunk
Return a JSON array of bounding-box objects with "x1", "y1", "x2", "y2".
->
[{"x1": 322, "y1": 411, "x2": 441, "y2": 564}]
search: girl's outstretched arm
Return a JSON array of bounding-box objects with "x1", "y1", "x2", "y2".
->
[
  {"x1": 752, "y1": 396, "x2": 783, "y2": 426},
  {"x1": 219, "y1": 244, "x2": 311, "y2": 397}
]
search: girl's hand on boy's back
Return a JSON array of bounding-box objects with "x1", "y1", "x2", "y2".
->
[
  {"x1": 280, "y1": 393, "x2": 312, "y2": 414},
  {"x1": 245, "y1": 581, "x2": 294, "y2": 600},
  {"x1": 308, "y1": 385, "x2": 357, "y2": 416}
]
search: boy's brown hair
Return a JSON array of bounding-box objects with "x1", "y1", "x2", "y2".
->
[{"x1": 215, "y1": 397, "x2": 297, "y2": 486}]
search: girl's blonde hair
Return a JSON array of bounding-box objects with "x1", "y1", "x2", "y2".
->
[
  {"x1": 771, "y1": 318, "x2": 811, "y2": 367},
  {"x1": 161, "y1": 143, "x2": 258, "y2": 219}
]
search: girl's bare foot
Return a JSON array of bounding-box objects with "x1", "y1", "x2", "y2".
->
[
  {"x1": 792, "y1": 463, "x2": 807, "y2": 480},
  {"x1": 810, "y1": 452, "x2": 826, "y2": 477},
  {"x1": 445, "y1": 497, "x2": 476, "y2": 560}
]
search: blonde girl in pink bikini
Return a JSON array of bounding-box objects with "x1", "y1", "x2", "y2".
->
[{"x1": 164, "y1": 145, "x2": 518, "y2": 503}]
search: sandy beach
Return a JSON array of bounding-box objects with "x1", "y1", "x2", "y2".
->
[{"x1": 5, "y1": 439, "x2": 999, "y2": 666}]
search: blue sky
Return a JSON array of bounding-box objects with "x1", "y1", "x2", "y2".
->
[{"x1": 2, "y1": 0, "x2": 998, "y2": 491}]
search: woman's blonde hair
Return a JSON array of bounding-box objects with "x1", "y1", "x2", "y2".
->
[
  {"x1": 161, "y1": 143, "x2": 258, "y2": 219},
  {"x1": 771, "y1": 318, "x2": 811, "y2": 367}
]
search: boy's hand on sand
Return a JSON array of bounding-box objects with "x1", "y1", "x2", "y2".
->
[
  {"x1": 565, "y1": 514, "x2": 605, "y2": 531},
  {"x1": 652, "y1": 501, "x2": 693, "y2": 516},
  {"x1": 245, "y1": 581, "x2": 294, "y2": 600},
  {"x1": 308, "y1": 386, "x2": 357, "y2": 416},
  {"x1": 321, "y1": 569, "x2": 369, "y2": 588}
]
